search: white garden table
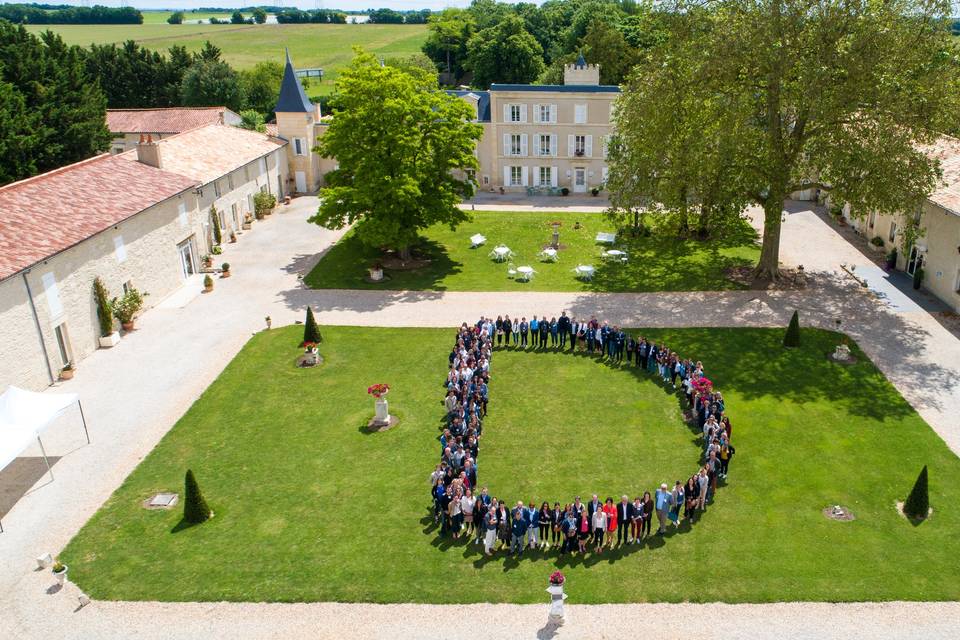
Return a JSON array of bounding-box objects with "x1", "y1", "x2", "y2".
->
[
  {"x1": 490, "y1": 245, "x2": 514, "y2": 262},
  {"x1": 516, "y1": 266, "x2": 536, "y2": 281},
  {"x1": 573, "y1": 265, "x2": 595, "y2": 281},
  {"x1": 539, "y1": 248, "x2": 559, "y2": 262},
  {"x1": 603, "y1": 249, "x2": 628, "y2": 262}
]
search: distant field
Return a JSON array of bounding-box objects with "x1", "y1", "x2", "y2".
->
[
  {"x1": 24, "y1": 23, "x2": 429, "y2": 97},
  {"x1": 140, "y1": 12, "x2": 241, "y2": 25}
]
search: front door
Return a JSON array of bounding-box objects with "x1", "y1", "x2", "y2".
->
[
  {"x1": 906, "y1": 245, "x2": 923, "y2": 275},
  {"x1": 573, "y1": 168, "x2": 587, "y2": 193},
  {"x1": 177, "y1": 238, "x2": 195, "y2": 279},
  {"x1": 295, "y1": 171, "x2": 307, "y2": 193}
]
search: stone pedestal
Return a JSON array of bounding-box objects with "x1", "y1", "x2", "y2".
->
[
  {"x1": 369, "y1": 268, "x2": 384, "y2": 282},
  {"x1": 373, "y1": 397, "x2": 390, "y2": 425},
  {"x1": 832, "y1": 344, "x2": 851, "y2": 362},
  {"x1": 546, "y1": 584, "x2": 567, "y2": 624}
]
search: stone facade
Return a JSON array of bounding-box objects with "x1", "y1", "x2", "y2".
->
[{"x1": 0, "y1": 193, "x2": 202, "y2": 390}]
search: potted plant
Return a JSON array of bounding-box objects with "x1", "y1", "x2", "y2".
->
[
  {"x1": 221, "y1": 263, "x2": 231, "y2": 278},
  {"x1": 870, "y1": 236, "x2": 885, "y2": 250},
  {"x1": 367, "y1": 383, "x2": 390, "y2": 425},
  {"x1": 203, "y1": 274, "x2": 214, "y2": 292},
  {"x1": 254, "y1": 191, "x2": 277, "y2": 219},
  {"x1": 368, "y1": 261, "x2": 384, "y2": 281},
  {"x1": 591, "y1": 187, "x2": 600, "y2": 197},
  {"x1": 211, "y1": 245, "x2": 223, "y2": 256},
  {"x1": 912, "y1": 266, "x2": 924, "y2": 290},
  {"x1": 52, "y1": 560, "x2": 68, "y2": 585},
  {"x1": 59, "y1": 363, "x2": 75, "y2": 380},
  {"x1": 265, "y1": 315, "x2": 272, "y2": 330},
  {"x1": 93, "y1": 277, "x2": 120, "y2": 348},
  {"x1": 229, "y1": 231, "x2": 238, "y2": 243},
  {"x1": 561, "y1": 187, "x2": 570, "y2": 196},
  {"x1": 242, "y1": 214, "x2": 253, "y2": 230},
  {"x1": 303, "y1": 341, "x2": 320, "y2": 365},
  {"x1": 201, "y1": 254, "x2": 213, "y2": 269},
  {"x1": 113, "y1": 287, "x2": 146, "y2": 331},
  {"x1": 885, "y1": 248, "x2": 898, "y2": 270},
  {"x1": 547, "y1": 571, "x2": 567, "y2": 623}
]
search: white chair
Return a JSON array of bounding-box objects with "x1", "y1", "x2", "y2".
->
[
  {"x1": 538, "y1": 248, "x2": 559, "y2": 262},
  {"x1": 596, "y1": 232, "x2": 617, "y2": 244},
  {"x1": 506, "y1": 262, "x2": 518, "y2": 279},
  {"x1": 573, "y1": 265, "x2": 595, "y2": 281},
  {"x1": 489, "y1": 245, "x2": 513, "y2": 262},
  {"x1": 470, "y1": 233, "x2": 487, "y2": 248}
]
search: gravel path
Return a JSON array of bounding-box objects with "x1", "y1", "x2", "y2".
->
[{"x1": 1, "y1": 198, "x2": 958, "y2": 639}]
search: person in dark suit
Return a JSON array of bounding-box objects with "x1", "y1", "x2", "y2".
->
[
  {"x1": 616, "y1": 495, "x2": 634, "y2": 544},
  {"x1": 558, "y1": 312, "x2": 570, "y2": 348},
  {"x1": 538, "y1": 317, "x2": 549, "y2": 348},
  {"x1": 587, "y1": 493, "x2": 602, "y2": 545}
]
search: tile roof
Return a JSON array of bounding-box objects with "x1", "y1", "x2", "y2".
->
[
  {"x1": 106, "y1": 107, "x2": 233, "y2": 134},
  {"x1": 0, "y1": 154, "x2": 198, "y2": 282},
  {"x1": 119, "y1": 123, "x2": 286, "y2": 186},
  {"x1": 447, "y1": 90, "x2": 491, "y2": 123},
  {"x1": 275, "y1": 49, "x2": 313, "y2": 113},
  {"x1": 920, "y1": 135, "x2": 960, "y2": 216}
]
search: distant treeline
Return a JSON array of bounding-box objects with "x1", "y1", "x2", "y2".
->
[
  {"x1": 0, "y1": 4, "x2": 142, "y2": 24},
  {"x1": 275, "y1": 7, "x2": 430, "y2": 24}
]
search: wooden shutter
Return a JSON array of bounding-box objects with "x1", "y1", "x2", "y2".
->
[
  {"x1": 520, "y1": 104, "x2": 527, "y2": 123},
  {"x1": 567, "y1": 135, "x2": 575, "y2": 157},
  {"x1": 521, "y1": 166, "x2": 529, "y2": 186},
  {"x1": 42, "y1": 272, "x2": 63, "y2": 318},
  {"x1": 585, "y1": 135, "x2": 593, "y2": 157},
  {"x1": 551, "y1": 134, "x2": 558, "y2": 156},
  {"x1": 533, "y1": 104, "x2": 541, "y2": 123},
  {"x1": 503, "y1": 104, "x2": 510, "y2": 123},
  {"x1": 550, "y1": 104, "x2": 558, "y2": 124},
  {"x1": 503, "y1": 134, "x2": 510, "y2": 156},
  {"x1": 503, "y1": 165, "x2": 511, "y2": 186},
  {"x1": 551, "y1": 166, "x2": 558, "y2": 187},
  {"x1": 520, "y1": 134, "x2": 528, "y2": 157}
]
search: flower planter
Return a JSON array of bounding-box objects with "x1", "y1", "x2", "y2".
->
[
  {"x1": 221, "y1": 271, "x2": 231, "y2": 278},
  {"x1": 368, "y1": 268, "x2": 384, "y2": 281},
  {"x1": 99, "y1": 332, "x2": 120, "y2": 348},
  {"x1": 59, "y1": 368, "x2": 74, "y2": 380},
  {"x1": 242, "y1": 222, "x2": 252, "y2": 230},
  {"x1": 546, "y1": 583, "x2": 567, "y2": 623},
  {"x1": 121, "y1": 321, "x2": 135, "y2": 332},
  {"x1": 53, "y1": 565, "x2": 68, "y2": 585},
  {"x1": 374, "y1": 397, "x2": 390, "y2": 424},
  {"x1": 204, "y1": 283, "x2": 214, "y2": 293}
]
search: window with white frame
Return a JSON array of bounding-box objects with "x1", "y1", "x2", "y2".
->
[
  {"x1": 511, "y1": 134, "x2": 522, "y2": 156},
  {"x1": 888, "y1": 221, "x2": 897, "y2": 242},
  {"x1": 294, "y1": 138, "x2": 306, "y2": 156},
  {"x1": 868, "y1": 211, "x2": 877, "y2": 228},
  {"x1": 510, "y1": 166, "x2": 523, "y2": 186},
  {"x1": 483, "y1": 175, "x2": 490, "y2": 185},
  {"x1": 536, "y1": 104, "x2": 555, "y2": 123},
  {"x1": 538, "y1": 166, "x2": 551, "y2": 186},
  {"x1": 574, "y1": 135, "x2": 587, "y2": 156},
  {"x1": 574, "y1": 104, "x2": 587, "y2": 124},
  {"x1": 42, "y1": 272, "x2": 63, "y2": 318},
  {"x1": 227, "y1": 173, "x2": 234, "y2": 191},
  {"x1": 509, "y1": 104, "x2": 522, "y2": 122},
  {"x1": 538, "y1": 134, "x2": 552, "y2": 156},
  {"x1": 244, "y1": 164, "x2": 251, "y2": 182},
  {"x1": 214, "y1": 180, "x2": 221, "y2": 198}
]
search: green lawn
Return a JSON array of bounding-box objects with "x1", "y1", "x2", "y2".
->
[
  {"x1": 25, "y1": 23, "x2": 428, "y2": 97},
  {"x1": 305, "y1": 211, "x2": 760, "y2": 292},
  {"x1": 61, "y1": 326, "x2": 960, "y2": 603}
]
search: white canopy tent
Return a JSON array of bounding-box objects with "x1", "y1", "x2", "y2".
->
[{"x1": 0, "y1": 386, "x2": 89, "y2": 532}]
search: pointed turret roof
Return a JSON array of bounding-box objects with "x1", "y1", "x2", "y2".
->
[
  {"x1": 575, "y1": 52, "x2": 587, "y2": 68},
  {"x1": 275, "y1": 49, "x2": 313, "y2": 114}
]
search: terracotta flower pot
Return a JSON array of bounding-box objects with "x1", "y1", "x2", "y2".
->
[
  {"x1": 122, "y1": 321, "x2": 134, "y2": 331},
  {"x1": 59, "y1": 369, "x2": 74, "y2": 380}
]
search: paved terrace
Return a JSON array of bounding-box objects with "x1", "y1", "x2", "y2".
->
[{"x1": 1, "y1": 198, "x2": 958, "y2": 639}]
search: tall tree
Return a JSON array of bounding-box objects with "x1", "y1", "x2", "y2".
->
[
  {"x1": 466, "y1": 14, "x2": 546, "y2": 87},
  {"x1": 238, "y1": 61, "x2": 283, "y2": 117},
  {"x1": 181, "y1": 59, "x2": 243, "y2": 111},
  {"x1": 252, "y1": 8, "x2": 267, "y2": 24},
  {"x1": 578, "y1": 19, "x2": 638, "y2": 85},
  {"x1": 617, "y1": 0, "x2": 960, "y2": 280},
  {"x1": 310, "y1": 51, "x2": 482, "y2": 260},
  {"x1": 0, "y1": 24, "x2": 110, "y2": 185},
  {"x1": 422, "y1": 8, "x2": 476, "y2": 83}
]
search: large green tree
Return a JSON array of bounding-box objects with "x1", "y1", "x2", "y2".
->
[
  {"x1": 422, "y1": 8, "x2": 476, "y2": 83},
  {"x1": 466, "y1": 14, "x2": 546, "y2": 87},
  {"x1": 310, "y1": 51, "x2": 482, "y2": 260},
  {"x1": 0, "y1": 23, "x2": 110, "y2": 185},
  {"x1": 614, "y1": 0, "x2": 960, "y2": 280},
  {"x1": 238, "y1": 61, "x2": 283, "y2": 117},
  {"x1": 181, "y1": 59, "x2": 243, "y2": 111}
]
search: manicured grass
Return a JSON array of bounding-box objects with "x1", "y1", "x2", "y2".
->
[
  {"x1": 305, "y1": 211, "x2": 760, "y2": 292},
  {"x1": 61, "y1": 326, "x2": 960, "y2": 603},
  {"x1": 25, "y1": 23, "x2": 428, "y2": 97}
]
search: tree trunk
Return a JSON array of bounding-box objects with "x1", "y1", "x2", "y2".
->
[
  {"x1": 755, "y1": 197, "x2": 784, "y2": 280},
  {"x1": 677, "y1": 186, "x2": 689, "y2": 237},
  {"x1": 398, "y1": 244, "x2": 412, "y2": 261}
]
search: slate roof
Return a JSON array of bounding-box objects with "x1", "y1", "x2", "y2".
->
[
  {"x1": 0, "y1": 155, "x2": 198, "y2": 282},
  {"x1": 106, "y1": 107, "x2": 233, "y2": 134},
  {"x1": 489, "y1": 84, "x2": 620, "y2": 93},
  {"x1": 118, "y1": 123, "x2": 286, "y2": 186},
  {"x1": 447, "y1": 90, "x2": 491, "y2": 123},
  {"x1": 275, "y1": 49, "x2": 313, "y2": 113}
]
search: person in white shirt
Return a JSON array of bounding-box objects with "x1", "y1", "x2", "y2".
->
[
  {"x1": 592, "y1": 506, "x2": 607, "y2": 552},
  {"x1": 460, "y1": 488, "x2": 477, "y2": 538}
]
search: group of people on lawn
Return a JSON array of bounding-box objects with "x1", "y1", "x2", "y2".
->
[{"x1": 431, "y1": 313, "x2": 737, "y2": 557}]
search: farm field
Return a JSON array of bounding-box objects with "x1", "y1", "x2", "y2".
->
[
  {"x1": 24, "y1": 23, "x2": 429, "y2": 97},
  {"x1": 140, "y1": 11, "x2": 241, "y2": 24}
]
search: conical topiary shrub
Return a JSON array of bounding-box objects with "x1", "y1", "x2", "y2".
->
[
  {"x1": 302, "y1": 307, "x2": 322, "y2": 346},
  {"x1": 903, "y1": 465, "x2": 929, "y2": 520},
  {"x1": 183, "y1": 469, "x2": 212, "y2": 524},
  {"x1": 211, "y1": 206, "x2": 222, "y2": 246},
  {"x1": 783, "y1": 310, "x2": 801, "y2": 347}
]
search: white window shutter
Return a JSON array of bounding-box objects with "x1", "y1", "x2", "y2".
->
[
  {"x1": 521, "y1": 166, "x2": 529, "y2": 186},
  {"x1": 520, "y1": 104, "x2": 527, "y2": 123},
  {"x1": 551, "y1": 166, "x2": 558, "y2": 187},
  {"x1": 178, "y1": 203, "x2": 188, "y2": 228},
  {"x1": 503, "y1": 134, "x2": 510, "y2": 156},
  {"x1": 550, "y1": 104, "x2": 557, "y2": 124},
  {"x1": 520, "y1": 134, "x2": 528, "y2": 157},
  {"x1": 586, "y1": 135, "x2": 593, "y2": 157},
  {"x1": 532, "y1": 165, "x2": 540, "y2": 186},
  {"x1": 42, "y1": 272, "x2": 63, "y2": 319},
  {"x1": 567, "y1": 135, "x2": 574, "y2": 157},
  {"x1": 602, "y1": 166, "x2": 609, "y2": 183},
  {"x1": 503, "y1": 165, "x2": 510, "y2": 186},
  {"x1": 551, "y1": 134, "x2": 557, "y2": 157},
  {"x1": 533, "y1": 104, "x2": 541, "y2": 123},
  {"x1": 503, "y1": 104, "x2": 510, "y2": 123}
]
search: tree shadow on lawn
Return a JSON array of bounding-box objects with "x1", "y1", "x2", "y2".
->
[{"x1": 302, "y1": 234, "x2": 461, "y2": 291}]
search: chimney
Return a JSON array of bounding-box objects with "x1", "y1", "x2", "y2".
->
[{"x1": 136, "y1": 133, "x2": 162, "y2": 169}]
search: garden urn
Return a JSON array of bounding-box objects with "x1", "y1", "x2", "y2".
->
[
  {"x1": 369, "y1": 267, "x2": 384, "y2": 281},
  {"x1": 374, "y1": 395, "x2": 390, "y2": 425},
  {"x1": 53, "y1": 564, "x2": 68, "y2": 586}
]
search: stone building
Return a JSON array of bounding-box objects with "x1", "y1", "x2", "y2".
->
[{"x1": 0, "y1": 123, "x2": 287, "y2": 390}]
